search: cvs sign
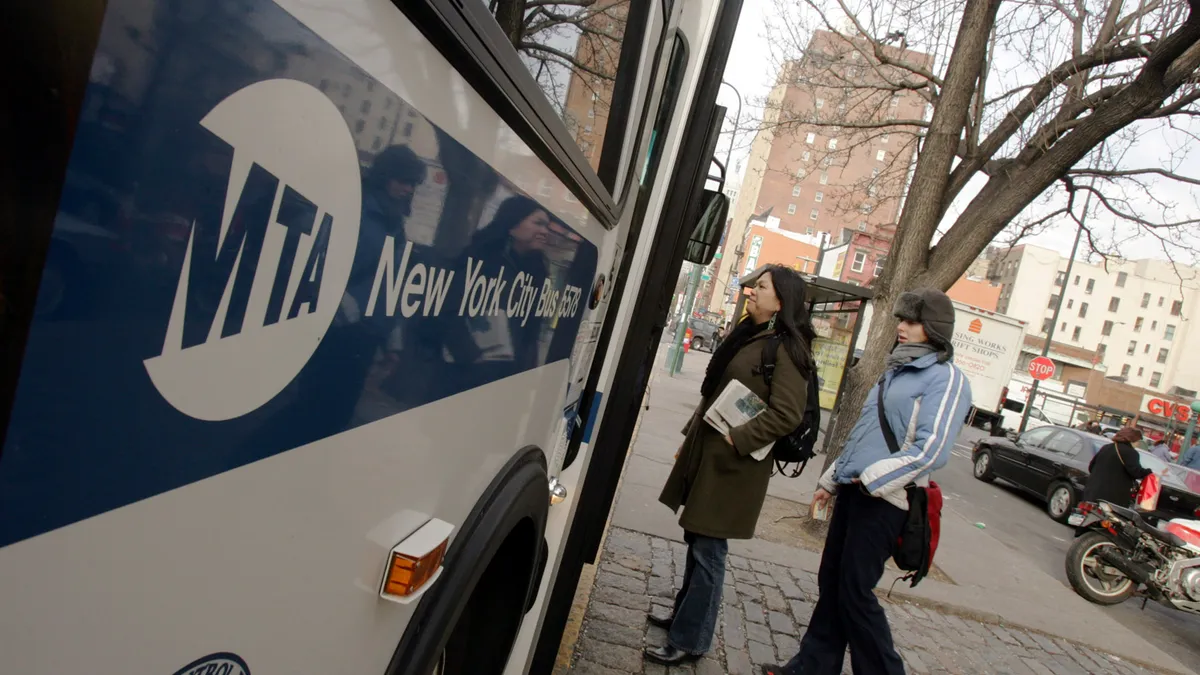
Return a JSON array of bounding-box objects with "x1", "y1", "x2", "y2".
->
[{"x1": 1140, "y1": 394, "x2": 1193, "y2": 423}]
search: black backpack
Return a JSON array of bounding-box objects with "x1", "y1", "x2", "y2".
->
[{"x1": 759, "y1": 336, "x2": 822, "y2": 477}]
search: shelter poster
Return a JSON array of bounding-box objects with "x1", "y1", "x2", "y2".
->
[{"x1": 812, "y1": 335, "x2": 849, "y2": 410}]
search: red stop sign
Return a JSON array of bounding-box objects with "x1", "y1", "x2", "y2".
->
[{"x1": 1029, "y1": 356, "x2": 1055, "y2": 381}]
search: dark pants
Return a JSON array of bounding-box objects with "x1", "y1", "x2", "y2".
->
[
  {"x1": 782, "y1": 487, "x2": 907, "y2": 675},
  {"x1": 668, "y1": 531, "x2": 728, "y2": 654}
]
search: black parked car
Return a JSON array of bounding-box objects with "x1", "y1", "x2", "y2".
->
[{"x1": 971, "y1": 425, "x2": 1200, "y2": 524}]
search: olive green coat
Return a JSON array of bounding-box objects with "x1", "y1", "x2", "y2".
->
[{"x1": 659, "y1": 334, "x2": 809, "y2": 540}]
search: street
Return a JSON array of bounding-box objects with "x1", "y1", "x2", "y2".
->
[
  {"x1": 561, "y1": 346, "x2": 1200, "y2": 674},
  {"x1": 944, "y1": 425, "x2": 1200, "y2": 673}
]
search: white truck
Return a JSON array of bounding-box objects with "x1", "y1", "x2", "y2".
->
[{"x1": 948, "y1": 302, "x2": 1027, "y2": 432}]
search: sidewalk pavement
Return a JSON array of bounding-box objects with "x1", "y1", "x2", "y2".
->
[{"x1": 559, "y1": 346, "x2": 1197, "y2": 675}]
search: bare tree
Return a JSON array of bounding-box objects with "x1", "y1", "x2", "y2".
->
[
  {"x1": 757, "y1": 0, "x2": 1200, "y2": 470},
  {"x1": 488, "y1": 1, "x2": 628, "y2": 129}
]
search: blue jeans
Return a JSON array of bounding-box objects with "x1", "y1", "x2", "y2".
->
[{"x1": 668, "y1": 531, "x2": 728, "y2": 654}]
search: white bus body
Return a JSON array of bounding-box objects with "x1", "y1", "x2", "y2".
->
[{"x1": 0, "y1": 1, "x2": 743, "y2": 673}]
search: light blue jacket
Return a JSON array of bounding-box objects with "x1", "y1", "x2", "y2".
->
[
  {"x1": 819, "y1": 352, "x2": 972, "y2": 507},
  {"x1": 1181, "y1": 445, "x2": 1200, "y2": 470}
]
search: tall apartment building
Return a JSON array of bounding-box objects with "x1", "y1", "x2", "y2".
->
[
  {"x1": 710, "y1": 30, "x2": 931, "y2": 312},
  {"x1": 988, "y1": 244, "x2": 1200, "y2": 396}
]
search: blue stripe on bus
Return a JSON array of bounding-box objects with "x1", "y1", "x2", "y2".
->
[{"x1": 0, "y1": 0, "x2": 598, "y2": 548}]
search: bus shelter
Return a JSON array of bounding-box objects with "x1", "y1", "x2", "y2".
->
[{"x1": 734, "y1": 266, "x2": 873, "y2": 452}]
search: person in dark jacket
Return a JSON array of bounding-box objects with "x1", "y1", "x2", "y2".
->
[
  {"x1": 647, "y1": 265, "x2": 815, "y2": 666},
  {"x1": 1082, "y1": 427, "x2": 1153, "y2": 506}
]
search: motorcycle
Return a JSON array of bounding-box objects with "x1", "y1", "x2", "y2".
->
[{"x1": 1065, "y1": 499, "x2": 1200, "y2": 614}]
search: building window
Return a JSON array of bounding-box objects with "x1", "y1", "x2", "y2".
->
[
  {"x1": 378, "y1": 116, "x2": 387, "y2": 130},
  {"x1": 816, "y1": 98, "x2": 825, "y2": 109},
  {"x1": 1101, "y1": 320, "x2": 1113, "y2": 335},
  {"x1": 1138, "y1": 367, "x2": 1145, "y2": 377},
  {"x1": 792, "y1": 185, "x2": 801, "y2": 197},
  {"x1": 820, "y1": 172, "x2": 829, "y2": 185},
  {"x1": 1079, "y1": 302, "x2": 1088, "y2": 318},
  {"x1": 1150, "y1": 372, "x2": 1162, "y2": 387},
  {"x1": 1067, "y1": 299, "x2": 1074, "y2": 309},
  {"x1": 1055, "y1": 272, "x2": 1066, "y2": 286},
  {"x1": 859, "y1": 202, "x2": 872, "y2": 214},
  {"x1": 787, "y1": 203, "x2": 797, "y2": 215},
  {"x1": 806, "y1": 227, "x2": 814, "y2": 235},
  {"x1": 1171, "y1": 299, "x2": 1183, "y2": 316},
  {"x1": 876, "y1": 150, "x2": 886, "y2": 161},
  {"x1": 802, "y1": 151, "x2": 811, "y2": 162},
  {"x1": 821, "y1": 156, "x2": 832, "y2": 167},
  {"x1": 1085, "y1": 279, "x2": 1094, "y2": 294},
  {"x1": 354, "y1": 119, "x2": 366, "y2": 133},
  {"x1": 1048, "y1": 295, "x2": 1060, "y2": 310},
  {"x1": 1072, "y1": 326, "x2": 1081, "y2": 341},
  {"x1": 1061, "y1": 322, "x2": 1067, "y2": 332},
  {"x1": 806, "y1": 132, "x2": 816, "y2": 145},
  {"x1": 402, "y1": 122, "x2": 414, "y2": 137},
  {"x1": 874, "y1": 257, "x2": 886, "y2": 277},
  {"x1": 857, "y1": 221, "x2": 868, "y2": 231},
  {"x1": 1141, "y1": 293, "x2": 1151, "y2": 308},
  {"x1": 1041, "y1": 318, "x2": 1053, "y2": 333},
  {"x1": 1165, "y1": 324, "x2": 1175, "y2": 340},
  {"x1": 1158, "y1": 348, "x2": 1169, "y2": 364},
  {"x1": 1116, "y1": 271, "x2": 1128, "y2": 287},
  {"x1": 881, "y1": 133, "x2": 890, "y2": 144},
  {"x1": 1074, "y1": 275, "x2": 1080, "y2": 285},
  {"x1": 1158, "y1": 296, "x2": 1165, "y2": 307},
  {"x1": 890, "y1": 94, "x2": 900, "y2": 107},
  {"x1": 1127, "y1": 340, "x2": 1137, "y2": 356},
  {"x1": 361, "y1": 100, "x2": 372, "y2": 114},
  {"x1": 371, "y1": 137, "x2": 382, "y2": 151},
  {"x1": 1097, "y1": 344, "x2": 1107, "y2": 360},
  {"x1": 1151, "y1": 320, "x2": 1157, "y2": 330},
  {"x1": 851, "y1": 251, "x2": 867, "y2": 273},
  {"x1": 815, "y1": 191, "x2": 824, "y2": 203},
  {"x1": 1121, "y1": 364, "x2": 1131, "y2": 377},
  {"x1": 1108, "y1": 297, "x2": 1120, "y2": 312},
  {"x1": 828, "y1": 138, "x2": 839, "y2": 150},
  {"x1": 1145, "y1": 343, "x2": 1151, "y2": 354},
  {"x1": 1134, "y1": 317, "x2": 1143, "y2": 332},
  {"x1": 587, "y1": 108, "x2": 595, "y2": 118}
]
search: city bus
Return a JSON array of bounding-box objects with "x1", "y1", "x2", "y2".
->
[{"x1": 0, "y1": 0, "x2": 742, "y2": 673}]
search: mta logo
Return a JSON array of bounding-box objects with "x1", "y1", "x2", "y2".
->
[{"x1": 145, "y1": 79, "x2": 361, "y2": 422}]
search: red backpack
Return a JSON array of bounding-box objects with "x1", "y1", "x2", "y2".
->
[{"x1": 877, "y1": 382, "x2": 943, "y2": 587}]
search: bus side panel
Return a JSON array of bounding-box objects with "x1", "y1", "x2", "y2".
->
[{"x1": 0, "y1": 0, "x2": 607, "y2": 672}]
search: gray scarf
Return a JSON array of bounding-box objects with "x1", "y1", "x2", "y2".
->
[{"x1": 885, "y1": 342, "x2": 939, "y2": 370}]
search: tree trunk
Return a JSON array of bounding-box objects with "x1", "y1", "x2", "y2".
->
[
  {"x1": 820, "y1": 0, "x2": 1001, "y2": 471},
  {"x1": 493, "y1": 0, "x2": 526, "y2": 47}
]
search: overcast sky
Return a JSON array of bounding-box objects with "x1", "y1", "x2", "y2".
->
[{"x1": 714, "y1": 3, "x2": 1200, "y2": 267}]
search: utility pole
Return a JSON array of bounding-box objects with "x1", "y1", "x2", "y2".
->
[{"x1": 1020, "y1": 223, "x2": 1083, "y2": 433}]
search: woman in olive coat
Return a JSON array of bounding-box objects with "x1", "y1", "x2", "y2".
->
[{"x1": 645, "y1": 265, "x2": 814, "y2": 666}]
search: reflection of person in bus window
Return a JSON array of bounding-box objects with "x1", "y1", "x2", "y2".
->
[{"x1": 442, "y1": 195, "x2": 551, "y2": 375}]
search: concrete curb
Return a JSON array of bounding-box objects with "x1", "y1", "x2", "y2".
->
[{"x1": 875, "y1": 587, "x2": 1191, "y2": 675}]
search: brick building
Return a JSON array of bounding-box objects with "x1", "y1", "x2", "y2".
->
[{"x1": 710, "y1": 30, "x2": 932, "y2": 311}]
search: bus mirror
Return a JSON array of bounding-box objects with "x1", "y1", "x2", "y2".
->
[{"x1": 683, "y1": 189, "x2": 728, "y2": 265}]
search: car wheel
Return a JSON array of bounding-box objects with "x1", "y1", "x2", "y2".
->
[
  {"x1": 1046, "y1": 482, "x2": 1077, "y2": 523},
  {"x1": 973, "y1": 450, "x2": 995, "y2": 482},
  {"x1": 691, "y1": 336, "x2": 704, "y2": 351}
]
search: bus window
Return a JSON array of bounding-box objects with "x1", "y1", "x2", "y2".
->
[{"x1": 477, "y1": 0, "x2": 644, "y2": 175}]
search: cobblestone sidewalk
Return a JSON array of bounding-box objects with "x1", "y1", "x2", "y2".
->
[{"x1": 564, "y1": 527, "x2": 1168, "y2": 675}]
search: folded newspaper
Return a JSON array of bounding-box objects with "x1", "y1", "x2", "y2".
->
[{"x1": 704, "y1": 380, "x2": 773, "y2": 461}]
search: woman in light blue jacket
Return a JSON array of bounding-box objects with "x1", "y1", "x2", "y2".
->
[{"x1": 765, "y1": 288, "x2": 972, "y2": 675}]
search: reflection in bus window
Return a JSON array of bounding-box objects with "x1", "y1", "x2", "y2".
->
[{"x1": 479, "y1": 0, "x2": 633, "y2": 172}]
